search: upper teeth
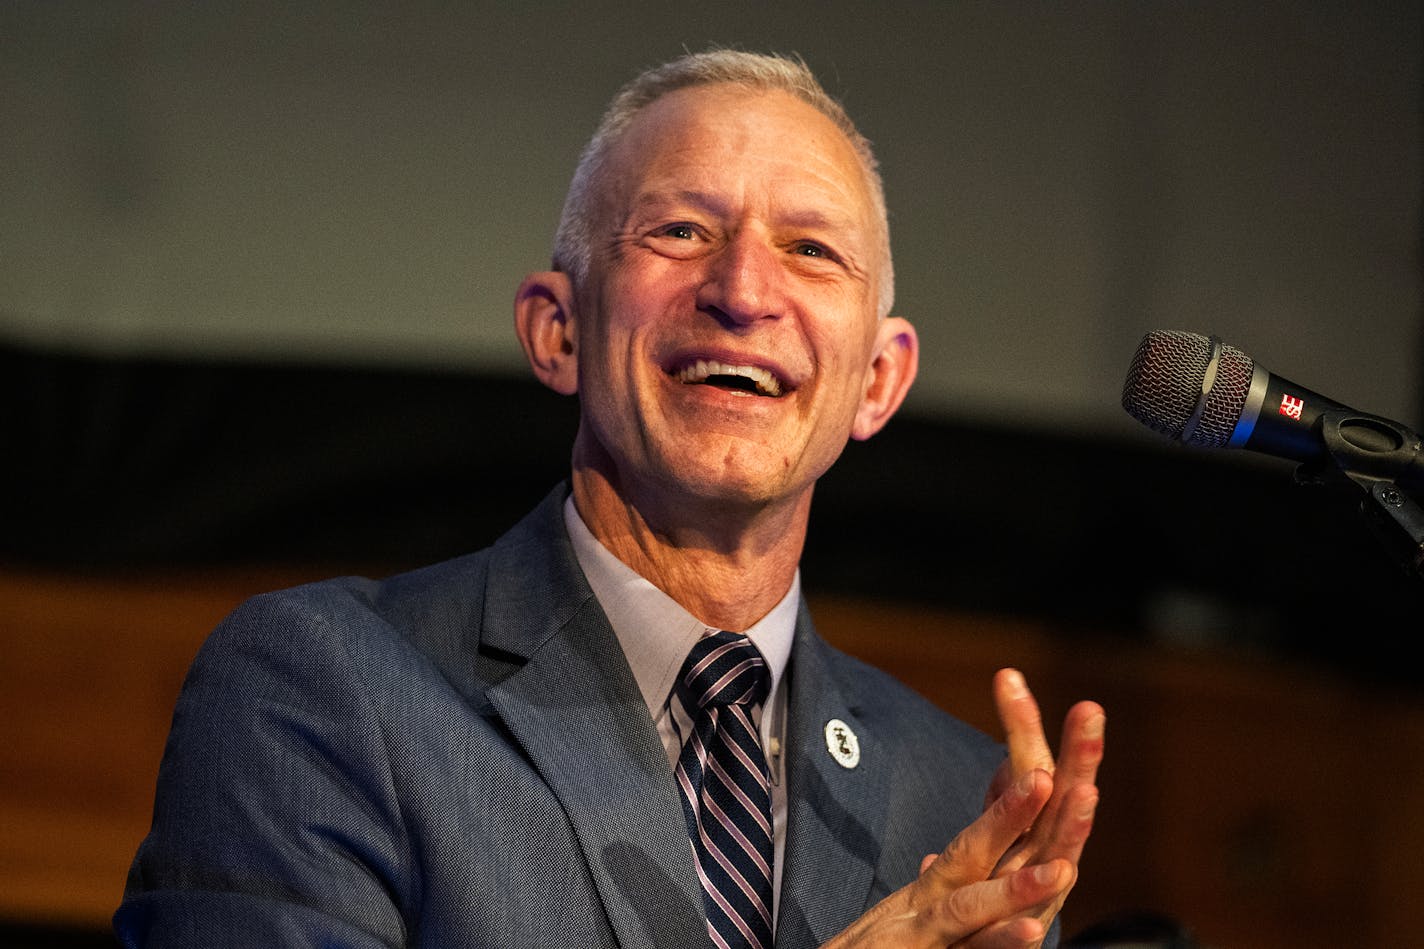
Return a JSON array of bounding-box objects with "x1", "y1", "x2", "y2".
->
[{"x1": 677, "y1": 359, "x2": 782, "y2": 397}]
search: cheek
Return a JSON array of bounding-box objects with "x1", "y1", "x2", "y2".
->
[
  {"x1": 577, "y1": 316, "x2": 664, "y2": 422},
  {"x1": 595, "y1": 274, "x2": 683, "y2": 349},
  {"x1": 811, "y1": 322, "x2": 879, "y2": 394}
]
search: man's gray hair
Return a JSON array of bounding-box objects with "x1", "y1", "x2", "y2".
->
[{"x1": 551, "y1": 48, "x2": 895, "y2": 318}]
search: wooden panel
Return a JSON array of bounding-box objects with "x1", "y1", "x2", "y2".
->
[
  {"x1": 811, "y1": 594, "x2": 1421, "y2": 949},
  {"x1": 2, "y1": 571, "x2": 1419, "y2": 949}
]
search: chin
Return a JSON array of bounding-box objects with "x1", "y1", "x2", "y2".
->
[{"x1": 654, "y1": 457, "x2": 806, "y2": 512}]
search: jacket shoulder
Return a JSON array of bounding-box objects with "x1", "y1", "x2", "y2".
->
[{"x1": 210, "y1": 483, "x2": 575, "y2": 698}]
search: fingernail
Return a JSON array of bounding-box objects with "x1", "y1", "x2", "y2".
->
[
  {"x1": 1003, "y1": 669, "x2": 1027, "y2": 696},
  {"x1": 1083, "y1": 713, "x2": 1105, "y2": 740},
  {"x1": 1034, "y1": 863, "x2": 1061, "y2": 886}
]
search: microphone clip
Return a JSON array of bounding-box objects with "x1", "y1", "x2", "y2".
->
[{"x1": 1294, "y1": 409, "x2": 1424, "y2": 582}]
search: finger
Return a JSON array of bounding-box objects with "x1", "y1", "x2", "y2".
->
[
  {"x1": 1040, "y1": 782, "x2": 1099, "y2": 864},
  {"x1": 999, "y1": 697, "x2": 1104, "y2": 848},
  {"x1": 993, "y1": 668, "x2": 1054, "y2": 778},
  {"x1": 994, "y1": 780, "x2": 1099, "y2": 879},
  {"x1": 1055, "y1": 700, "x2": 1106, "y2": 788},
  {"x1": 926, "y1": 769, "x2": 1051, "y2": 890},
  {"x1": 960, "y1": 858, "x2": 1079, "y2": 949},
  {"x1": 928, "y1": 859, "x2": 1072, "y2": 945},
  {"x1": 824, "y1": 858, "x2": 1071, "y2": 949},
  {"x1": 959, "y1": 915, "x2": 1048, "y2": 949},
  {"x1": 984, "y1": 757, "x2": 1014, "y2": 810},
  {"x1": 1021, "y1": 703, "x2": 1104, "y2": 861}
]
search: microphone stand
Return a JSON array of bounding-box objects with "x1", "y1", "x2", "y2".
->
[
  {"x1": 1294, "y1": 409, "x2": 1424, "y2": 583},
  {"x1": 1356, "y1": 481, "x2": 1424, "y2": 582}
]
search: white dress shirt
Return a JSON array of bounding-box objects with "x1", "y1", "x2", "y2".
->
[{"x1": 563, "y1": 496, "x2": 797, "y2": 922}]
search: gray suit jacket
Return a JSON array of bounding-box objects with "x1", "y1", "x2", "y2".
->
[{"x1": 115, "y1": 485, "x2": 1006, "y2": 947}]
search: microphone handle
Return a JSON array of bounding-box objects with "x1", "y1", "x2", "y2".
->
[
  {"x1": 1223, "y1": 364, "x2": 1424, "y2": 490},
  {"x1": 1231, "y1": 365, "x2": 1346, "y2": 462}
]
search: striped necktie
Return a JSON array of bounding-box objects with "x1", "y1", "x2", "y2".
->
[{"x1": 673, "y1": 630, "x2": 774, "y2": 949}]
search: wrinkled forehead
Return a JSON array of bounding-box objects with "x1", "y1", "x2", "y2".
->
[{"x1": 600, "y1": 85, "x2": 881, "y2": 234}]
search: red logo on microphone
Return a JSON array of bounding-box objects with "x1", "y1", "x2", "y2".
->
[{"x1": 1279, "y1": 394, "x2": 1305, "y2": 420}]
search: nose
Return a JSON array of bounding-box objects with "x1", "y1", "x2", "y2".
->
[{"x1": 695, "y1": 230, "x2": 784, "y2": 326}]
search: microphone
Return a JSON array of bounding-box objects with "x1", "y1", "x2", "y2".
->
[{"x1": 1121, "y1": 330, "x2": 1424, "y2": 490}]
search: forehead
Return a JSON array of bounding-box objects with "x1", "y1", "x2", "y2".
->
[{"x1": 603, "y1": 84, "x2": 876, "y2": 229}]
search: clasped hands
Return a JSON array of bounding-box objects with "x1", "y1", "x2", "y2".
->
[{"x1": 823, "y1": 669, "x2": 1105, "y2": 949}]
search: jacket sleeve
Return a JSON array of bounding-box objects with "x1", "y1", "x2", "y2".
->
[{"x1": 114, "y1": 589, "x2": 415, "y2": 948}]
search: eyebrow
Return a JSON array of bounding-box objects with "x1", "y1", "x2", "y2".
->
[
  {"x1": 630, "y1": 188, "x2": 861, "y2": 235},
  {"x1": 630, "y1": 188, "x2": 727, "y2": 217}
]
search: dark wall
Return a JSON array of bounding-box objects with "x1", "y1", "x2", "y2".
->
[
  {"x1": 3, "y1": 3, "x2": 1419, "y2": 434},
  {"x1": 8, "y1": 341, "x2": 1420, "y2": 694}
]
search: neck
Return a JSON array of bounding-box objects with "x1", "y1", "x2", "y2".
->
[{"x1": 569, "y1": 465, "x2": 810, "y2": 632}]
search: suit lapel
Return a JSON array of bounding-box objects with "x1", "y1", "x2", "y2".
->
[
  {"x1": 480, "y1": 491, "x2": 708, "y2": 949},
  {"x1": 776, "y1": 607, "x2": 894, "y2": 949}
]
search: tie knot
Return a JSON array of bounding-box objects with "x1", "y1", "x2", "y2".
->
[{"x1": 678, "y1": 630, "x2": 769, "y2": 711}]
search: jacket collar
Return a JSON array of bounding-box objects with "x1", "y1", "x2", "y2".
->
[
  {"x1": 776, "y1": 603, "x2": 894, "y2": 948},
  {"x1": 477, "y1": 487, "x2": 892, "y2": 948},
  {"x1": 481, "y1": 486, "x2": 710, "y2": 949}
]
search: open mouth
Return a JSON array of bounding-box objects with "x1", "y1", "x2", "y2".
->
[{"x1": 674, "y1": 358, "x2": 785, "y2": 398}]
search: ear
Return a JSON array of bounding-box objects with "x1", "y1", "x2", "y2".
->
[
  {"x1": 851, "y1": 316, "x2": 918, "y2": 441},
  {"x1": 514, "y1": 270, "x2": 579, "y2": 396}
]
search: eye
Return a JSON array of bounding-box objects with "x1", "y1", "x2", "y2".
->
[
  {"x1": 657, "y1": 223, "x2": 698, "y2": 240},
  {"x1": 645, "y1": 221, "x2": 711, "y2": 259},
  {"x1": 792, "y1": 241, "x2": 838, "y2": 262}
]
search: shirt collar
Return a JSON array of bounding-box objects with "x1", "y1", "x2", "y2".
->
[{"x1": 563, "y1": 495, "x2": 797, "y2": 718}]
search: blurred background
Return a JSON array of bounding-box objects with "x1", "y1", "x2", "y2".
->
[{"x1": 2, "y1": 3, "x2": 1420, "y2": 947}]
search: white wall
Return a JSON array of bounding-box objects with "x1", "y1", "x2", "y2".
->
[{"x1": 2, "y1": 1, "x2": 1418, "y2": 434}]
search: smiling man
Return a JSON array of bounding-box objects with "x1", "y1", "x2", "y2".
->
[
  {"x1": 516, "y1": 77, "x2": 915, "y2": 630},
  {"x1": 117, "y1": 50, "x2": 1104, "y2": 949}
]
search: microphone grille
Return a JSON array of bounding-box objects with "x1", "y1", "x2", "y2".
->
[{"x1": 1122, "y1": 330, "x2": 1254, "y2": 448}]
